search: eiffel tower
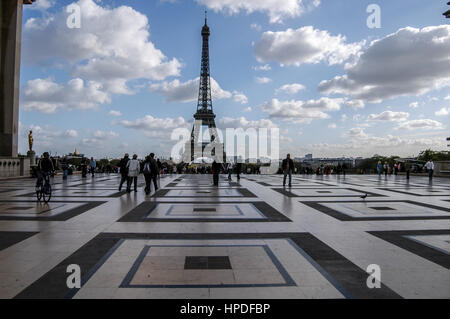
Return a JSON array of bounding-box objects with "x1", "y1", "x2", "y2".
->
[{"x1": 184, "y1": 13, "x2": 225, "y2": 163}]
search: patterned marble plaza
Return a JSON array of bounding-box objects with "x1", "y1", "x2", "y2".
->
[{"x1": 0, "y1": 173, "x2": 449, "y2": 299}]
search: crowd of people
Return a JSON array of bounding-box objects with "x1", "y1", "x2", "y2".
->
[
  {"x1": 377, "y1": 160, "x2": 435, "y2": 180},
  {"x1": 117, "y1": 153, "x2": 161, "y2": 194},
  {"x1": 32, "y1": 152, "x2": 439, "y2": 194}
]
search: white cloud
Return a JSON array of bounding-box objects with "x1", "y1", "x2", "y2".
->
[
  {"x1": 445, "y1": 95, "x2": 450, "y2": 100},
  {"x1": 218, "y1": 117, "x2": 278, "y2": 129},
  {"x1": 409, "y1": 102, "x2": 419, "y2": 108},
  {"x1": 253, "y1": 64, "x2": 271, "y2": 71},
  {"x1": 347, "y1": 127, "x2": 368, "y2": 139},
  {"x1": 254, "y1": 26, "x2": 362, "y2": 67},
  {"x1": 255, "y1": 77, "x2": 272, "y2": 84},
  {"x1": 64, "y1": 130, "x2": 79, "y2": 138},
  {"x1": 149, "y1": 77, "x2": 232, "y2": 103},
  {"x1": 397, "y1": 119, "x2": 444, "y2": 130},
  {"x1": 368, "y1": 111, "x2": 409, "y2": 122},
  {"x1": 243, "y1": 107, "x2": 252, "y2": 112},
  {"x1": 344, "y1": 100, "x2": 365, "y2": 109},
  {"x1": 319, "y1": 26, "x2": 450, "y2": 103},
  {"x1": 21, "y1": 78, "x2": 110, "y2": 113},
  {"x1": 23, "y1": 0, "x2": 181, "y2": 94},
  {"x1": 261, "y1": 98, "x2": 342, "y2": 123},
  {"x1": 276, "y1": 83, "x2": 305, "y2": 95},
  {"x1": 26, "y1": 0, "x2": 54, "y2": 10},
  {"x1": 308, "y1": 130, "x2": 447, "y2": 158},
  {"x1": 328, "y1": 123, "x2": 337, "y2": 129},
  {"x1": 435, "y1": 107, "x2": 450, "y2": 116},
  {"x1": 250, "y1": 23, "x2": 262, "y2": 31},
  {"x1": 119, "y1": 115, "x2": 189, "y2": 137},
  {"x1": 93, "y1": 130, "x2": 118, "y2": 139},
  {"x1": 232, "y1": 91, "x2": 249, "y2": 104},
  {"x1": 109, "y1": 110, "x2": 122, "y2": 117},
  {"x1": 196, "y1": 0, "x2": 320, "y2": 24}
]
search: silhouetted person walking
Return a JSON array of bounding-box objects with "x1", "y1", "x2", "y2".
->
[
  {"x1": 425, "y1": 160, "x2": 434, "y2": 181},
  {"x1": 150, "y1": 153, "x2": 159, "y2": 192},
  {"x1": 89, "y1": 157, "x2": 96, "y2": 177},
  {"x1": 282, "y1": 154, "x2": 294, "y2": 187},
  {"x1": 118, "y1": 153, "x2": 130, "y2": 191},
  {"x1": 143, "y1": 155, "x2": 152, "y2": 195},
  {"x1": 212, "y1": 160, "x2": 221, "y2": 186},
  {"x1": 227, "y1": 162, "x2": 233, "y2": 180},
  {"x1": 405, "y1": 161, "x2": 411, "y2": 180},
  {"x1": 236, "y1": 162, "x2": 242, "y2": 181}
]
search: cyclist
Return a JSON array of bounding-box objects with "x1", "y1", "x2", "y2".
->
[{"x1": 36, "y1": 152, "x2": 54, "y2": 192}]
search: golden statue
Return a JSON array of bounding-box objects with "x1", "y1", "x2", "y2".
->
[{"x1": 28, "y1": 130, "x2": 33, "y2": 151}]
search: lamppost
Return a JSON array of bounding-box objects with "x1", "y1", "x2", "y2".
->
[{"x1": 444, "y1": 2, "x2": 450, "y2": 18}]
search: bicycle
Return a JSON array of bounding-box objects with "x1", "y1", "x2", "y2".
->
[{"x1": 36, "y1": 172, "x2": 52, "y2": 203}]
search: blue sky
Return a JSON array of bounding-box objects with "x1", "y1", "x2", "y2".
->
[{"x1": 19, "y1": 0, "x2": 450, "y2": 159}]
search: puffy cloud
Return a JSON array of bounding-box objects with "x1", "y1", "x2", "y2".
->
[
  {"x1": 253, "y1": 64, "x2": 271, "y2": 71},
  {"x1": 276, "y1": 83, "x2": 305, "y2": 95},
  {"x1": 195, "y1": 0, "x2": 321, "y2": 24},
  {"x1": 149, "y1": 77, "x2": 232, "y2": 103},
  {"x1": 396, "y1": 119, "x2": 444, "y2": 130},
  {"x1": 410, "y1": 102, "x2": 419, "y2": 108},
  {"x1": 119, "y1": 115, "x2": 189, "y2": 137},
  {"x1": 435, "y1": 107, "x2": 450, "y2": 116},
  {"x1": 368, "y1": 111, "x2": 409, "y2": 122},
  {"x1": 232, "y1": 92, "x2": 248, "y2": 104},
  {"x1": 255, "y1": 77, "x2": 272, "y2": 84},
  {"x1": 254, "y1": 26, "x2": 362, "y2": 67},
  {"x1": 260, "y1": 98, "x2": 343, "y2": 123},
  {"x1": 109, "y1": 110, "x2": 122, "y2": 117},
  {"x1": 218, "y1": 117, "x2": 278, "y2": 129},
  {"x1": 250, "y1": 23, "x2": 262, "y2": 31},
  {"x1": 344, "y1": 100, "x2": 365, "y2": 109},
  {"x1": 93, "y1": 130, "x2": 118, "y2": 139},
  {"x1": 64, "y1": 130, "x2": 79, "y2": 138},
  {"x1": 319, "y1": 26, "x2": 450, "y2": 103},
  {"x1": 26, "y1": 0, "x2": 54, "y2": 10},
  {"x1": 261, "y1": 98, "x2": 343, "y2": 122},
  {"x1": 307, "y1": 134, "x2": 447, "y2": 158},
  {"x1": 347, "y1": 127, "x2": 368, "y2": 139},
  {"x1": 243, "y1": 107, "x2": 252, "y2": 112},
  {"x1": 328, "y1": 123, "x2": 337, "y2": 129},
  {"x1": 23, "y1": 0, "x2": 181, "y2": 94},
  {"x1": 21, "y1": 78, "x2": 110, "y2": 113}
]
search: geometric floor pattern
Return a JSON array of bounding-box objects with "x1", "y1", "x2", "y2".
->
[{"x1": 0, "y1": 173, "x2": 449, "y2": 299}]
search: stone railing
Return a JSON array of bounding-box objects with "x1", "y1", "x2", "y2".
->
[
  {"x1": 0, "y1": 157, "x2": 30, "y2": 178},
  {"x1": 435, "y1": 161, "x2": 450, "y2": 177}
]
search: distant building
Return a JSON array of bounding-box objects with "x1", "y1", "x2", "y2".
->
[{"x1": 67, "y1": 148, "x2": 84, "y2": 159}]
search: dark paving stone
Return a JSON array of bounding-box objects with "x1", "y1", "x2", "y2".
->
[
  {"x1": 0, "y1": 231, "x2": 39, "y2": 251},
  {"x1": 301, "y1": 200, "x2": 450, "y2": 221},
  {"x1": 118, "y1": 201, "x2": 291, "y2": 223},
  {"x1": 193, "y1": 208, "x2": 217, "y2": 212},
  {"x1": 15, "y1": 232, "x2": 401, "y2": 299},
  {"x1": 370, "y1": 207, "x2": 395, "y2": 211},
  {"x1": 369, "y1": 230, "x2": 450, "y2": 269},
  {"x1": 184, "y1": 256, "x2": 231, "y2": 270},
  {"x1": 0, "y1": 201, "x2": 106, "y2": 221}
]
